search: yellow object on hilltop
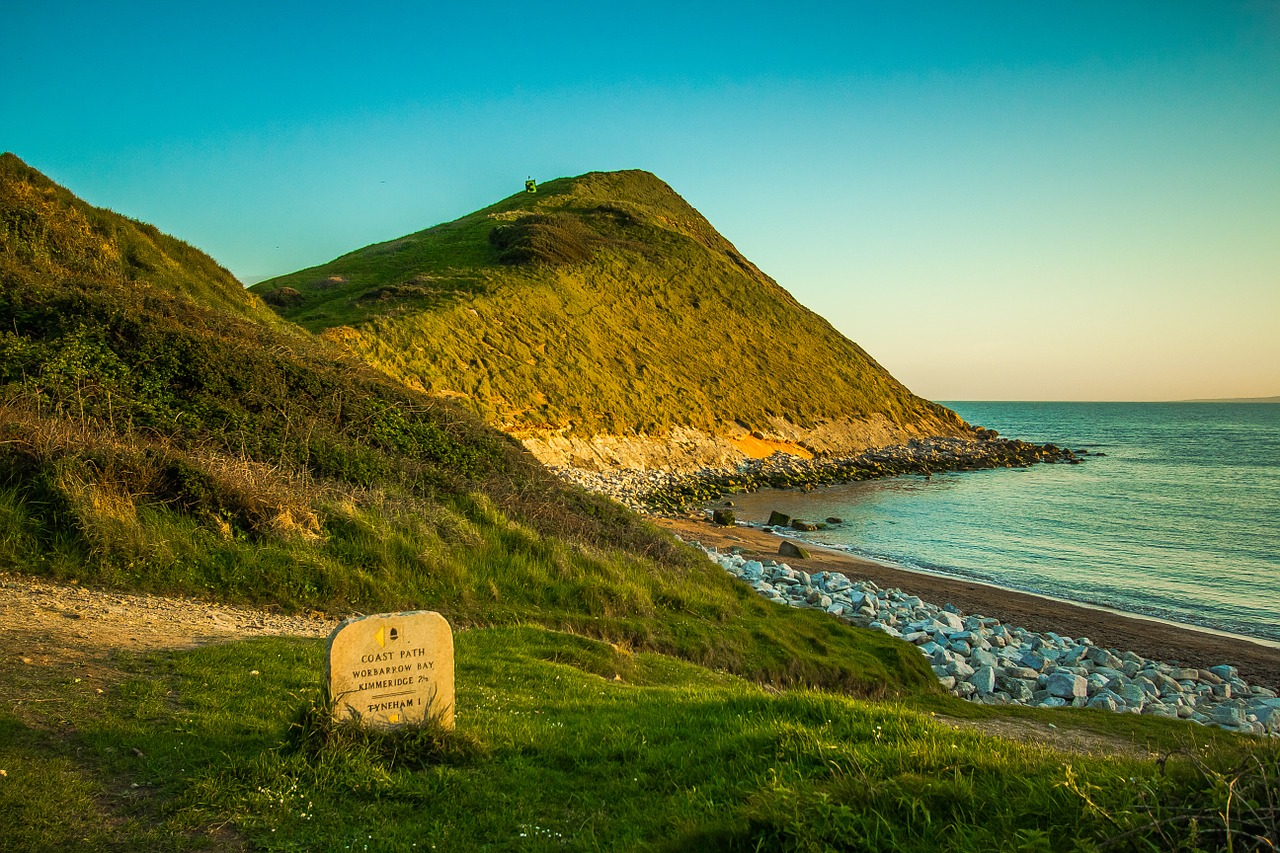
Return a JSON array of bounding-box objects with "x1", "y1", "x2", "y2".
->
[{"x1": 525, "y1": 177, "x2": 537, "y2": 193}]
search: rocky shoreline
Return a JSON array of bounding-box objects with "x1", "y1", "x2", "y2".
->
[
  {"x1": 552, "y1": 435, "x2": 1084, "y2": 513},
  {"x1": 695, "y1": 541, "x2": 1280, "y2": 737},
  {"x1": 557, "y1": 433, "x2": 1280, "y2": 736}
]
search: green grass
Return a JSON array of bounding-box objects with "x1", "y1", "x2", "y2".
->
[
  {"x1": 0, "y1": 479, "x2": 937, "y2": 695},
  {"x1": 252, "y1": 170, "x2": 967, "y2": 439},
  {"x1": 0, "y1": 153, "x2": 278, "y2": 324},
  {"x1": 3, "y1": 629, "x2": 1275, "y2": 852}
]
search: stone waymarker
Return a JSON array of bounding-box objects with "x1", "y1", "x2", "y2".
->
[{"x1": 325, "y1": 610, "x2": 454, "y2": 729}]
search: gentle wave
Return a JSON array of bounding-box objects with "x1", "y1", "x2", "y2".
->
[{"x1": 719, "y1": 402, "x2": 1280, "y2": 642}]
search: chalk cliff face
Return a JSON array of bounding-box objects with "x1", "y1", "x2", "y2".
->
[
  {"x1": 254, "y1": 170, "x2": 972, "y2": 471},
  {"x1": 520, "y1": 415, "x2": 951, "y2": 473}
]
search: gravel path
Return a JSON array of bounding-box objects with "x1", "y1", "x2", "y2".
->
[{"x1": 0, "y1": 571, "x2": 341, "y2": 708}]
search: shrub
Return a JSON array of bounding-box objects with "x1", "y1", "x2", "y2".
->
[
  {"x1": 263, "y1": 286, "x2": 304, "y2": 307},
  {"x1": 488, "y1": 214, "x2": 597, "y2": 266}
]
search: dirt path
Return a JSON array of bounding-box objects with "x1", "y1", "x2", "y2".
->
[
  {"x1": 1, "y1": 573, "x2": 338, "y2": 655},
  {"x1": 0, "y1": 571, "x2": 340, "y2": 708}
]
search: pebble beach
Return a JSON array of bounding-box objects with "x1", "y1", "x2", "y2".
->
[{"x1": 656, "y1": 516, "x2": 1280, "y2": 737}]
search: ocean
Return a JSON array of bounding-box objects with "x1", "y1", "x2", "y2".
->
[{"x1": 720, "y1": 402, "x2": 1280, "y2": 643}]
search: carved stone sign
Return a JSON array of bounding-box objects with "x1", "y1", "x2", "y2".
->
[{"x1": 325, "y1": 610, "x2": 454, "y2": 729}]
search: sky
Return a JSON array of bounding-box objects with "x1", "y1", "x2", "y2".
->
[{"x1": 3, "y1": 1, "x2": 1278, "y2": 402}]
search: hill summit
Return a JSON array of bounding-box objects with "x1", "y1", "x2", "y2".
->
[{"x1": 253, "y1": 170, "x2": 970, "y2": 471}]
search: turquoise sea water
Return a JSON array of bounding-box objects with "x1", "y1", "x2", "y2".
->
[{"x1": 721, "y1": 403, "x2": 1280, "y2": 643}]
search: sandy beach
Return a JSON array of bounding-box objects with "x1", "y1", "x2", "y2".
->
[{"x1": 655, "y1": 516, "x2": 1280, "y2": 691}]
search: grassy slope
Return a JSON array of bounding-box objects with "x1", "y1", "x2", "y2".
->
[
  {"x1": 4, "y1": 630, "x2": 1276, "y2": 852},
  {"x1": 0, "y1": 153, "x2": 278, "y2": 325},
  {"x1": 0, "y1": 156, "x2": 930, "y2": 696},
  {"x1": 252, "y1": 170, "x2": 965, "y2": 438}
]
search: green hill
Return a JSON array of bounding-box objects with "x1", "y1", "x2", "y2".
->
[
  {"x1": 0, "y1": 153, "x2": 278, "y2": 324},
  {"x1": 252, "y1": 171, "x2": 969, "y2": 466},
  {"x1": 0, "y1": 154, "x2": 932, "y2": 695}
]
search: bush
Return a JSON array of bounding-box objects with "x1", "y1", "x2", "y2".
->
[
  {"x1": 488, "y1": 214, "x2": 597, "y2": 266},
  {"x1": 263, "y1": 286, "x2": 304, "y2": 307}
]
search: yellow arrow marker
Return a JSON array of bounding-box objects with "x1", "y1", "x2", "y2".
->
[{"x1": 375, "y1": 626, "x2": 385, "y2": 648}]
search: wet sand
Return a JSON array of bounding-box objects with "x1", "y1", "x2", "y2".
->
[{"x1": 656, "y1": 516, "x2": 1280, "y2": 691}]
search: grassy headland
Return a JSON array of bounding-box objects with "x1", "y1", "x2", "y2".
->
[
  {"x1": 0, "y1": 153, "x2": 279, "y2": 324},
  {"x1": 251, "y1": 171, "x2": 967, "y2": 451}
]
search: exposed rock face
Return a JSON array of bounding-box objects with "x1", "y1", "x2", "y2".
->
[
  {"x1": 519, "y1": 414, "x2": 962, "y2": 473},
  {"x1": 553, "y1": 436, "x2": 1083, "y2": 514}
]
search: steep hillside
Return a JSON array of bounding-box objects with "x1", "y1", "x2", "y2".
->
[
  {"x1": 0, "y1": 153, "x2": 278, "y2": 324},
  {"x1": 253, "y1": 171, "x2": 971, "y2": 470},
  {"x1": 0, "y1": 156, "x2": 933, "y2": 695}
]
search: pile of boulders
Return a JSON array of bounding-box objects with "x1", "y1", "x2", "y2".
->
[
  {"x1": 699, "y1": 544, "x2": 1279, "y2": 737},
  {"x1": 551, "y1": 436, "x2": 1085, "y2": 514}
]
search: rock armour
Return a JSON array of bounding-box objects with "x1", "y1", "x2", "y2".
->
[
  {"x1": 696, "y1": 540, "x2": 1280, "y2": 737},
  {"x1": 554, "y1": 436, "x2": 1083, "y2": 514}
]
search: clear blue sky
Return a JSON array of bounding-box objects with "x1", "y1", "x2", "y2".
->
[{"x1": 4, "y1": 1, "x2": 1278, "y2": 401}]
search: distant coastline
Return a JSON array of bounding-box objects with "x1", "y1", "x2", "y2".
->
[{"x1": 1179, "y1": 395, "x2": 1280, "y2": 403}]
